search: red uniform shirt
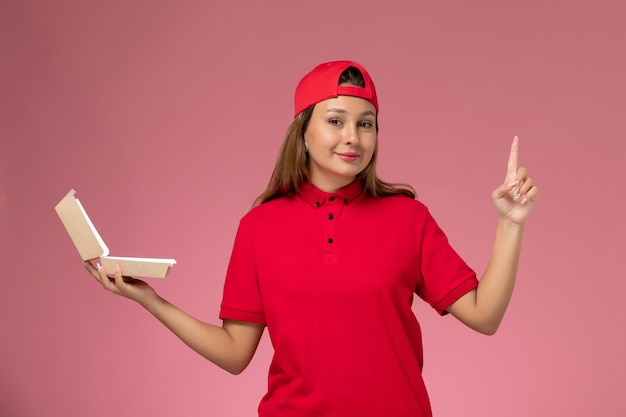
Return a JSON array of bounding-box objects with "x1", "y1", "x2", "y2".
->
[{"x1": 220, "y1": 180, "x2": 478, "y2": 417}]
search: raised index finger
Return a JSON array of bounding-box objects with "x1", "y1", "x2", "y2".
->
[{"x1": 506, "y1": 136, "x2": 519, "y2": 182}]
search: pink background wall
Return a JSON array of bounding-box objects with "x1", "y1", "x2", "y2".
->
[{"x1": 1, "y1": 1, "x2": 624, "y2": 416}]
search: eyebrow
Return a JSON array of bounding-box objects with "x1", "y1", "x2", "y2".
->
[{"x1": 326, "y1": 108, "x2": 377, "y2": 117}]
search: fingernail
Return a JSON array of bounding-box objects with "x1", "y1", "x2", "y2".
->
[
  {"x1": 521, "y1": 197, "x2": 528, "y2": 205},
  {"x1": 116, "y1": 263, "x2": 121, "y2": 272},
  {"x1": 506, "y1": 181, "x2": 518, "y2": 188}
]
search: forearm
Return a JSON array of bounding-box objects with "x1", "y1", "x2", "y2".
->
[
  {"x1": 474, "y1": 218, "x2": 524, "y2": 332},
  {"x1": 85, "y1": 261, "x2": 263, "y2": 374},
  {"x1": 141, "y1": 295, "x2": 259, "y2": 374},
  {"x1": 448, "y1": 218, "x2": 524, "y2": 334}
]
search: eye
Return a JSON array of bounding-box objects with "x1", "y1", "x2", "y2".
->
[
  {"x1": 359, "y1": 121, "x2": 373, "y2": 128},
  {"x1": 328, "y1": 118, "x2": 342, "y2": 126}
]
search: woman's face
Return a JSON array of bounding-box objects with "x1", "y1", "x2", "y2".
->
[{"x1": 304, "y1": 95, "x2": 377, "y2": 192}]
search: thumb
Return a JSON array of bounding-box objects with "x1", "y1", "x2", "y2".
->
[{"x1": 492, "y1": 181, "x2": 516, "y2": 202}]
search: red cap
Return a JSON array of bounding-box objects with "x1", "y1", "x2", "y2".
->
[{"x1": 294, "y1": 60, "x2": 378, "y2": 117}]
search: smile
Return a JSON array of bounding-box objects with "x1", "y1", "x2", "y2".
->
[{"x1": 336, "y1": 152, "x2": 360, "y2": 161}]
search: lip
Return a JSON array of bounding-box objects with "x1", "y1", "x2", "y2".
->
[{"x1": 336, "y1": 152, "x2": 360, "y2": 161}]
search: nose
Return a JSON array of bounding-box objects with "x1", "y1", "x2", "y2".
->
[{"x1": 344, "y1": 123, "x2": 360, "y2": 145}]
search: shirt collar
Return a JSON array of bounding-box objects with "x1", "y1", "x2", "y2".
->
[{"x1": 299, "y1": 180, "x2": 364, "y2": 208}]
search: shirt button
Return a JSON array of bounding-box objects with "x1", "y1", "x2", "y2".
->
[
  {"x1": 315, "y1": 201, "x2": 320, "y2": 207},
  {"x1": 344, "y1": 198, "x2": 348, "y2": 204},
  {"x1": 329, "y1": 196, "x2": 335, "y2": 201},
  {"x1": 327, "y1": 238, "x2": 333, "y2": 244},
  {"x1": 328, "y1": 214, "x2": 334, "y2": 220}
]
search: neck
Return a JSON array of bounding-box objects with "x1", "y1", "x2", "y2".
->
[{"x1": 309, "y1": 176, "x2": 356, "y2": 193}]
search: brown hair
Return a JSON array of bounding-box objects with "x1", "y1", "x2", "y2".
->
[{"x1": 254, "y1": 67, "x2": 416, "y2": 206}]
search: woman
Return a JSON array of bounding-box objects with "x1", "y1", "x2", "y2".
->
[{"x1": 85, "y1": 60, "x2": 538, "y2": 417}]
